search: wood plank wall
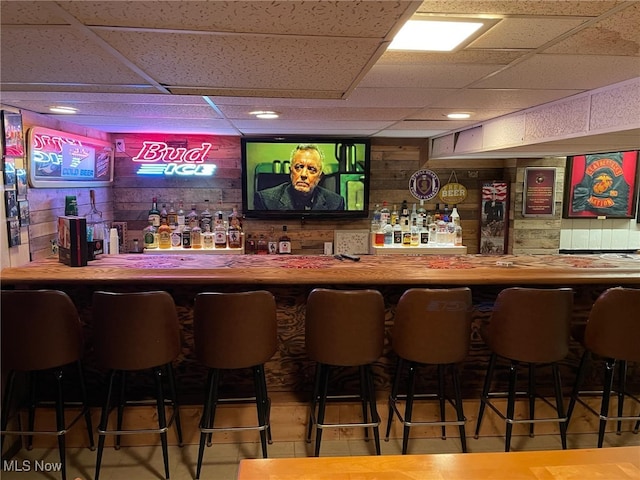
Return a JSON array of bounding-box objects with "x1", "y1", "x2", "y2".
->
[{"x1": 18, "y1": 114, "x2": 565, "y2": 260}]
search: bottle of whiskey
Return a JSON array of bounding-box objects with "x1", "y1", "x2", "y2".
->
[
  {"x1": 214, "y1": 212, "x2": 227, "y2": 248},
  {"x1": 182, "y1": 224, "x2": 192, "y2": 249},
  {"x1": 278, "y1": 226, "x2": 292, "y2": 254},
  {"x1": 187, "y1": 204, "x2": 199, "y2": 229},
  {"x1": 228, "y1": 221, "x2": 242, "y2": 249},
  {"x1": 148, "y1": 197, "x2": 160, "y2": 227},
  {"x1": 420, "y1": 217, "x2": 429, "y2": 245},
  {"x1": 167, "y1": 201, "x2": 177, "y2": 229},
  {"x1": 200, "y1": 199, "x2": 212, "y2": 232},
  {"x1": 393, "y1": 217, "x2": 402, "y2": 244},
  {"x1": 160, "y1": 203, "x2": 168, "y2": 225},
  {"x1": 143, "y1": 220, "x2": 158, "y2": 250},
  {"x1": 191, "y1": 222, "x2": 202, "y2": 249},
  {"x1": 410, "y1": 218, "x2": 420, "y2": 246},
  {"x1": 228, "y1": 205, "x2": 243, "y2": 232},
  {"x1": 158, "y1": 217, "x2": 172, "y2": 249},
  {"x1": 202, "y1": 224, "x2": 214, "y2": 249},
  {"x1": 177, "y1": 201, "x2": 186, "y2": 228},
  {"x1": 402, "y1": 218, "x2": 412, "y2": 246},
  {"x1": 170, "y1": 227, "x2": 182, "y2": 248},
  {"x1": 257, "y1": 234, "x2": 268, "y2": 254}
]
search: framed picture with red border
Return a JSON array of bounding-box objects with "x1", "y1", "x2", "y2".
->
[{"x1": 563, "y1": 150, "x2": 638, "y2": 219}]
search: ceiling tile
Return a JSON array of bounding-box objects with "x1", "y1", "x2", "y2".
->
[{"x1": 360, "y1": 63, "x2": 502, "y2": 88}]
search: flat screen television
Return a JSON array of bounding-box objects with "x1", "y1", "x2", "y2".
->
[{"x1": 241, "y1": 137, "x2": 371, "y2": 219}]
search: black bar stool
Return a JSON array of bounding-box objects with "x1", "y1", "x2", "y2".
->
[
  {"x1": 92, "y1": 290, "x2": 183, "y2": 480},
  {"x1": 566, "y1": 287, "x2": 640, "y2": 447},
  {"x1": 193, "y1": 291, "x2": 277, "y2": 480},
  {"x1": 305, "y1": 288, "x2": 385, "y2": 456},
  {"x1": 1, "y1": 289, "x2": 95, "y2": 480},
  {"x1": 474, "y1": 287, "x2": 574, "y2": 452},
  {"x1": 385, "y1": 287, "x2": 472, "y2": 454}
]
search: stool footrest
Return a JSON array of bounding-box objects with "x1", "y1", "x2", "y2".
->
[
  {"x1": 388, "y1": 395, "x2": 465, "y2": 428},
  {"x1": 98, "y1": 407, "x2": 178, "y2": 437},
  {"x1": 482, "y1": 396, "x2": 567, "y2": 425},
  {"x1": 2, "y1": 406, "x2": 90, "y2": 437},
  {"x1": 199, "y1": 397, "x2": 271, "y2": 433}
]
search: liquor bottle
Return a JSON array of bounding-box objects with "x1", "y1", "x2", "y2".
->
[
  {"x1": 245, "y1": 234, "x2": 256, "y2": 254},
  {"x1": 401, "y1": 199, "x2": 409, "y2": 220},
  {"x1": 158, "y1": 218, "x2": 172, "y2": 249},
  {"x1": 402, "y1": 218, "x2": 412, "y2": 246},
  {"x1": 257, "y1": 234, "x2": 268, "y2": 254},
  {"x1": 202, "y1": 224, "x2": 214, "y2": 249},
  {"x1": 420, "y1": 217, "x2": 429, "y2": 245},
  {"x1": 410, "y1": 203, "x2": 418, "y2": 225},
  {"x1": 410, "y1": 218, "x2": 420, "y2": 246},
  {"x1": 177, "y1": 201, "x2": 186, "y2": 228},
  {"x1": 214, "y1": 212, "x2": 227, "y2": 248},
  {"x1": 228, "y1": 221, "x2": 242, "y2": 249},
  {"x1": 167, "y1": 201, "x2": 178, "y2": 229},
  {"x1": 200, "y1": 199, "x2": 212, "y2": 232},
  {"x1": 374, "y1": 223, "x2": 385, "y2": 247},
  {"x1": 143, "y1": 220, "x2": 158, "y2": 250},
  {"x1": 228, "y1": 205, "x2": 242, "y2": 232},
  {"x1": 170, "y1": 227, "x2": 182, "y2": 248},
  {"x1": 383, "y1": 220, "x2": 393, "y2": 245},
  {"x1": 390, "y1": 204, "x2": 399, "y2": 226},
  {"x1": 455, "y1": 224, "x2": 463, "y2": 246},
  {"x1": 379, "y1": 201, "x2": 390, "y2": 226},
  {"x1": 278, "y1": 226, "x2": 292, "y2": 254},
  {"x1": 160, "y1": 203, "x2": 168, "y2": 225},
  {"x1": 371, "y1": 203, "x2": 381, "y2": 233},
  {"x1": 191, "y1": 222, "x2": 202, "y2": 249},
  {"x1": 442, "y1": 204, "x2": 451, "y2": 223},
  {"x1": 433, "y1": 203, "x2": 442, "y2": 222},
  {"x1": 148, "y1": 197, "x2": 160, "y2": 227},
  {"x1": 182, "y1": 224, "x2": 192, "y2": 249},
  {"x1": 393, "y1": 218, "x2": 402, "y2": 244},
  {"x1": 451, "y1": 205, "x2": 461, "y2": 227},
  {"x1": 187, "y1": 204, "x2": 199, "y2": 229},
  {"x1": 417, "y1": 199, "x2": 427, "y2": 219}
]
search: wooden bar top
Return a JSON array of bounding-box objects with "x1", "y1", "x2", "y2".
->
[
  {"x1": 2, "y1": 253, "x2": 639, "y2": 286},
  {"x1": 237, "y1": 446, "x2": 640, "y2": 480}
]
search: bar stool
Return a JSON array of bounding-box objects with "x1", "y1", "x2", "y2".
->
[
  {"x1": 193, "y1": 291, "x2": 277, "y2": 480},
  {"x1": 92, "y1": 291, "x2": 183, "y2": 480},
  {"x1": 1, "y1": 290, "x2": 95, "y2": 480},
  {"x1": 385, "y1": 287, "x2": 472, "y2": 454},
  {"x1": 474, "y1": 287, "x2": 574, "y2": 452},
  {"x1": 566, "y1": 287, "x2": 640, "y2": 447},
  {"x1": 305, "y1": 288, "x2": 385, "y2": 456}
]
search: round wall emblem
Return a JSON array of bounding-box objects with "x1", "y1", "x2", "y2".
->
[
  {"x1": 439, "y1": 182, "x2": 468, "y2": 204},
  {"x1": 409, "y1": 169, "x2": 440, "y2": 200}
]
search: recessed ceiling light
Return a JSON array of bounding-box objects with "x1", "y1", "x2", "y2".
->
[
  {"x1": 447, "y1": 112, "x2": 472, "y2": 119},
  {"x1": 389, "y1": 17, "x2": 498, "y2": 52},
  {"x1": 49, "y1": 106, "x2": 78, "y2": 114},
  {"x1": 249, "y1": 110, "x2": 279, "y2": 119}
]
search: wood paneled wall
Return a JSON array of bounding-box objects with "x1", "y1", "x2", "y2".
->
[{"x1": 19, "y1": 116, "x2": 564, "y2": 259}]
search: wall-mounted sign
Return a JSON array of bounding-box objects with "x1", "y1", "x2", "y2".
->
[
  {"x1": 28, "y1": 127, "x2": 114, "y2": 188},
  {"x1": 438, "y1": 171, "x2": 467, "y2": 204},
  {"x1": 479, "y1": 181, "x2": 509, "y2": 254},
  {"x1": 132, "y1": 141, "x2": 217, "y2": 176},
  {"x1": 409, "y1": 169, "x2": 440, "y2": 200},
  {"x1": 523, "y1": 167, "x2": 556, "y2": 216}
]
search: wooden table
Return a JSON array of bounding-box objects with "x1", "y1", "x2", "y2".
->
[{"x1": 237, "y1": 446, "x2": 640, "y2": 479}]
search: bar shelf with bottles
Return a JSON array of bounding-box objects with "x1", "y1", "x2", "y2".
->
[
  {"x1": 142, "y1": 198, "x2": 245, "y2": 255},
  {"x1": 369, "y1": 200, "x2": 467, "y2": 255}
]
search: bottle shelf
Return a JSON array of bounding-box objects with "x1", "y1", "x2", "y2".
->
[
  {"x1": 143, "y1": 246, "x2": 244, "y2": 255},
  {"x1": 370, "y1": 244, "x2": 467, "y2": 255}
]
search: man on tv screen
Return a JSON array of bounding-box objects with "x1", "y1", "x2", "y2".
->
[{"x1": 254, "y1": 144, "x2": 345, "y2": 211}]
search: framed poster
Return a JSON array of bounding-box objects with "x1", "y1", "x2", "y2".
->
[
  {"x1": 18, "y1": 199, "x2": 30, "y2": 226},
  {"x1": 27, "y1": 126, "x2": 114, "y2": 188},
  {"x1": 2, "y1": 110, "x2": 25, "y2": 158},
  {"x1": 479, "y1": 181, "x2": 509, "y2": 254},
  {"x1": 523, "y1": 167, "x2": 556, "y2": 217},
  {"x1": 3, "y1": 157, "x2": 16, "y2": 188},
  {"x1": 563, "y1": 151, "x2": 638, "y2": 219},
  {"x1": 15, "y1": 157, "x2": 27, "y2": 197},
  {"x1": 6, "y1": 218, "x2": 21, "y2": 247}
]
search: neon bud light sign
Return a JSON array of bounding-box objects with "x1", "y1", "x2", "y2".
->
[{"x1": 132, "y1": 141, "x2": 217, "y2": 176}]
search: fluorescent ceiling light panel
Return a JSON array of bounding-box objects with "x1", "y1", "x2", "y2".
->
[{"x1": 389, "y1": 19, "x2": 487, "y2": 52}]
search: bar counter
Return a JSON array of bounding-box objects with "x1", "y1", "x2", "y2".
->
[
  {"x1": 2, "y1": 252, "x2": 640, "y2": 286},
  {"x1": 2, "y1": 253, "x2": 639, "y2": 403}
]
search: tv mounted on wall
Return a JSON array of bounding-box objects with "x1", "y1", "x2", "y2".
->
[{"x1": 241, "y1": 137, "x2": 371, "y2": 219}]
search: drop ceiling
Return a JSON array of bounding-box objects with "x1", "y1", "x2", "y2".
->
[{"x1": 1, "y1": 0, "x2": 639, "y2": 159}]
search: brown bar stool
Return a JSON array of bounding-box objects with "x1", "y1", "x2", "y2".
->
[
  {"x1": 385, "y1": 287, "x2": 472, "y2": 454},
  {"x1": 92, "y1": 291, "x2": 183, "y2": 480},
  {"x1": 305, "y1": 288, "x2": 385, "y2": 456},
  {"x1": 474, "y1": 287, "x2": 574, "y2": 452},
  {"x1": 1, "y1": 290, "x2": 95, "y2": 480},
  {"x1": 566, "y1": 287, "x2": 640, "y2": 447},
  {"x1": 193, "y1": 291, "x2": 277, "y2": 479}
]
